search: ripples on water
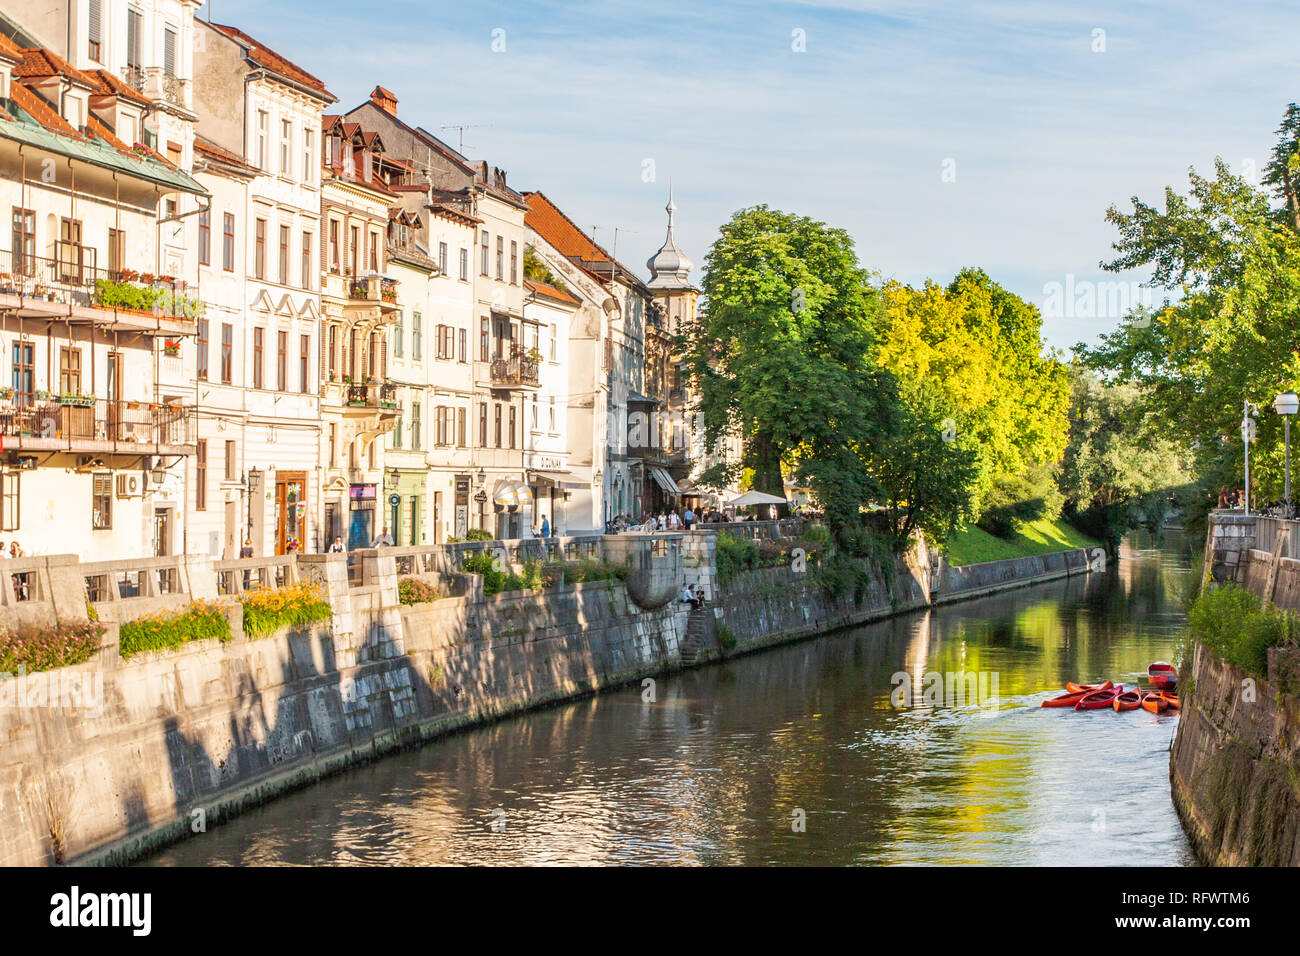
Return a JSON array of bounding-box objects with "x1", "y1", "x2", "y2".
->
[{"x1": 145, "y1": 533, "x2": 1199, "y2": 867}]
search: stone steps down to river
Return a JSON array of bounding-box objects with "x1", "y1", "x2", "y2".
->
[{"x1": 0, "y1": 523, "x2": 1100, "y2": 866}]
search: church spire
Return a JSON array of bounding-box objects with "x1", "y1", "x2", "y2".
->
[{"x1": 646, "y1": 186, "x2": 694, "y2": 291}]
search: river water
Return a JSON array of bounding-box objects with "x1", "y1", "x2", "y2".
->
[{"x1": 144, "y1": 533, "x2": 1200, "y2": 866}]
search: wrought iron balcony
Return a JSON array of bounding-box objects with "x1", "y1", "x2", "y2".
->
[
  {"x1": 489, "y1": 345, "x2": 540, "y2": 388},
  {"x1": 345, "y1": 381, "x2": 399, "y2": 411},
  {"x1": 0, "y1": 396, "x2": 195, "y2": 451},
  {"x1": 0, "y1": 248, "x2": 202, "y2": 325}
]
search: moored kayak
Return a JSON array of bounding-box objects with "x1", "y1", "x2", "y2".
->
[
  {"x1": 1148, "y1": 662, "x2": 1178, "y2": 688},
  {"x1": 1066, "y1": 680, "x2": 1114, "y2": 695},
  {"x1": 1141, "y1": 692, "x2": 1168, "y2": 714},
  {"x1": 1113, "y1": 690, "x2": 1142, "y2": 712},
  {"x1": 1075, "y1": 689, "x2": 1121, "y2": 710},
  {"x1": 1160, "y1": 691, "x2": 1180, "y2": 710},
  {"x1": 1042, "y1": 690, "x2": 1092, "y2": 708}
]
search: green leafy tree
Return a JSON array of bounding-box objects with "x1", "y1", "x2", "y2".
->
[
  {"x1": 1077, "y1": 105, "x2": 1300, "y2": 511},
  {"x1": 1059, "y1": 365, "x2": 1192, "y2": 552},
  {"x1": 688, "y1": 205, "x2": 892, "y2": 520},
  {"x1": 860, "y1": 381, "x2": 982, "y2": 548},
  {"x1": 875, "y1": 270, "x2": 1069, "y2": 509}
]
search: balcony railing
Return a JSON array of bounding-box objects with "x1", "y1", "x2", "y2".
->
[
  {"x1": 346, "y1": 382, "x2": 398, "y2": 410},
  {"x1": 118, "y1": 66, "x2": 189, "y2": 109},
  {"x1": 489, "y1": 346, "x2": 540, "y2": 387},
  {"x1": 0, "y1": 397, "x2": 195, "y2": 448},
  {"x1": 347, "y1": 274, "x2": 398, "y2": 305},
  {"x1": 0, "y1": 249, "x2": 201, "y2": 323}
]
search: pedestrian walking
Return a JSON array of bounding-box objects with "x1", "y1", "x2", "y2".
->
[
  {"x1": 371, "y1": 526, "x2": 394, "y2": 547},
  {"x1": 684, "y1": 507, "x2": 695, "y2": 530},
  {"x1": 541, "y1": 515, "x2": 551, "y2": 538}
]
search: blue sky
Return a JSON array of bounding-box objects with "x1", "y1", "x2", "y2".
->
[{"x1": 199, "y1": 0, "x2": 1298, "y2": 351}]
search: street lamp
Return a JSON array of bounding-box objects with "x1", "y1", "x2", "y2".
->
[
  {"x1": 1242, "y1": 401, "x2": 1258, "y2": 515},
  {"x1": 1275, "y1": 392, "x2": 1300, "y2": 514}
]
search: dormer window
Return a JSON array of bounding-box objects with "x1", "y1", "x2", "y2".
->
[
  {"x1": 63, "y1": 93, "x2": 85, "y2": 130},
  {"x1": 118, "y1": 108, "x2": 139, "y2": 147}
]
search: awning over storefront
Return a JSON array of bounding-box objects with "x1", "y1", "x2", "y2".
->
[
  {"x1": 648, "y1": 467, "x2": 681, "y2": 495},
  {"x1": 527, "y1": 469, "x2": 572, "y2": 488}
]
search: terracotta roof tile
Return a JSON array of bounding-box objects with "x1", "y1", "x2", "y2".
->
[
  {"x1": 84, "y1": 113, "x2": 132, "y2": 153},
  {"x1": 195, "y1": 135, "x2": 258, "y2": 173},
  {"x1": 525, "y1": 278, "x2": 579, "y2": 306},
  {"x1": 15, "y1": 47, "x2": 99, "y2": 88},
  {"x1": 86, "y1": 68, "x2": 151, "y2": 106},
  {"x1": 0, "y1": 32, "x2": 24, "y2": 62},
  {"x1": 523, "y1": 191, "x2": 621, "y2": 280},
  {"x1": 212, "y1": 23, "x2": 334, "y2": 100},
  {"x1": 8, "y1": 81, "x2": 78, "y2": 136}
]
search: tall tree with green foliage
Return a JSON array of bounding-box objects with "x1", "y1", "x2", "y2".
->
[
  {"x1": 688, "y1": 206, "x2": 891, "y2": 520},
  {"x1": 860, "y1": 380, "x2": 983, "y2": 548},
  {"x1": 1078, "y1": 104, "x2": 1300, "y2": 507},
  {"x1": 875, "y1": 269, "x2": 1070, "y2": 507},
  {"x1": 1059, "y1": 365, "x2": 1192, "y2": 552}
]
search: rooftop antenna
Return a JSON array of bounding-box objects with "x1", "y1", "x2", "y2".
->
[{"x1": 439, "y1": 123, "x2": 490, "y2": 154}]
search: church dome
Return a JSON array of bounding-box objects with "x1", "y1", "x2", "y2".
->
[{"x1": 646, "y1": 193, "x2": 695, "y2": 290}]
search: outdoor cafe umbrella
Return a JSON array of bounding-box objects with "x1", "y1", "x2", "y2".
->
[{"x1": 729, "y1": 491, "x2": 787, "y2": 507}]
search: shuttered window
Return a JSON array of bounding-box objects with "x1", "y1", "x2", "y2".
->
[
  {"x1": 88, "y1": 0, "x2": 103, "y2": 61},
  {"x1": 126, "y1": 8, "x2": 142, "y2": 68},
  {"x1": 163, "y1": 27, "x2": 177, "y2": 78}
]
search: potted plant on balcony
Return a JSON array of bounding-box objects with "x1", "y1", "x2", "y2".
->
[
  {"x1": 58, "y1": 392, "x2": 94, "y2": 407},
  {"x1": 163, "y1": 339, "x2": 181, "y2": 357}
]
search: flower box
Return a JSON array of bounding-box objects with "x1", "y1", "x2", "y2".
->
[{"x1": 57, "y1": 395, "x2": 95, "y2": 407}]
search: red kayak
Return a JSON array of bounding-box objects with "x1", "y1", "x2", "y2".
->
[
  {"x1": 1113, "y1": 690, "x2": 1142, "y2": 712},
  {"x1": 1066, "y1": 680, "x2": 1114, "y2": 695},
  {"x1": 1075, "y1": 688, "x2": 1121, "y2": 710},
  {"x1": 1160, "y1": 691, "x2": 1180, "y2": 710},
  {"x1": 1042, "y1": 690, "x2": 1092, "y2": 708},
  {"x1": 1148, "y1": 662, "x2": 1178, "y2": 688},
  {"x1": 1141, "y1": 692, "x2": 1168, "y2": 714}
]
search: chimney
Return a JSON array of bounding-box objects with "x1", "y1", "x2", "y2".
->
[{"x1": 370, "y1": 85, "x2": 398, "y2": 116}]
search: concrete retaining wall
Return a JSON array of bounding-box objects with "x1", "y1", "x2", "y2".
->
[
  {"x1": 1170, "y1": 643, "x2": 1300, "y2": 866},
  {"x1": 1172, "y1": 511, "x2": 1300, "y2": 865}
]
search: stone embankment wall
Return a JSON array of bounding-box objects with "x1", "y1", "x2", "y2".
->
[
  {"x1": 1171, "y1": 512, "x2": 1300, "y2": 865},
  {"x1": 0, "y1": 523, "x2": 1098, "y2": 866}
]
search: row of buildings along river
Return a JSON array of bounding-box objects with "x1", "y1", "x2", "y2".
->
[{"x1": 0, "y1": 0, "x2": 731, "y2": 560}]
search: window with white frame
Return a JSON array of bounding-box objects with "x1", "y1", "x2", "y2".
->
[{"x1": 280, "y1": 119, "x2": 292, "y2": 177}]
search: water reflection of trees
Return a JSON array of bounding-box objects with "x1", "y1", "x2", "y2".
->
[{"x1": 144, "y1": 537, "x2": 1198, "y2": 867}]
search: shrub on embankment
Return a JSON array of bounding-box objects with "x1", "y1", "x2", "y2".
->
[
  {"x1": 119, "y1": 601, "x2": 231, "y2": 658},
  {"x1": 241, "y1": 582, "x2": 333, "y2": 637},
  {"x1": 714, "y1": 525, "x2": 831, "y2": 585},
  {"x1": 1187, "y1": 584, "x2": 1300, "y2": 678},
  {"x1": 0, "y1": 620, "x2": 105, "y2": 673}
]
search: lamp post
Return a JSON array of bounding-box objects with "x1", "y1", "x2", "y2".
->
[
  {"x1": 1242, "y1": 401, "x2": 1258, "y2": 515},
  {"x1": 1275, "y1": 392, "x2": 1300, "y2": 515}
]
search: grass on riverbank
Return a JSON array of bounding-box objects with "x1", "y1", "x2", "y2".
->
[{"x1": 943, "y1": 517, "x2": 1098, "y2": 567}]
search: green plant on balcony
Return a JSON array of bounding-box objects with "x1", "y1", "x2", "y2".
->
[
  {"x1": 348, "y1": 279, "x2": 369, "y2": 299},
  {"x1": 57, "y1": 393, "x2": 94, "y2": 407},
  {"x1": 94, "y1": 277, "x2": 203, "y2": 321}
]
